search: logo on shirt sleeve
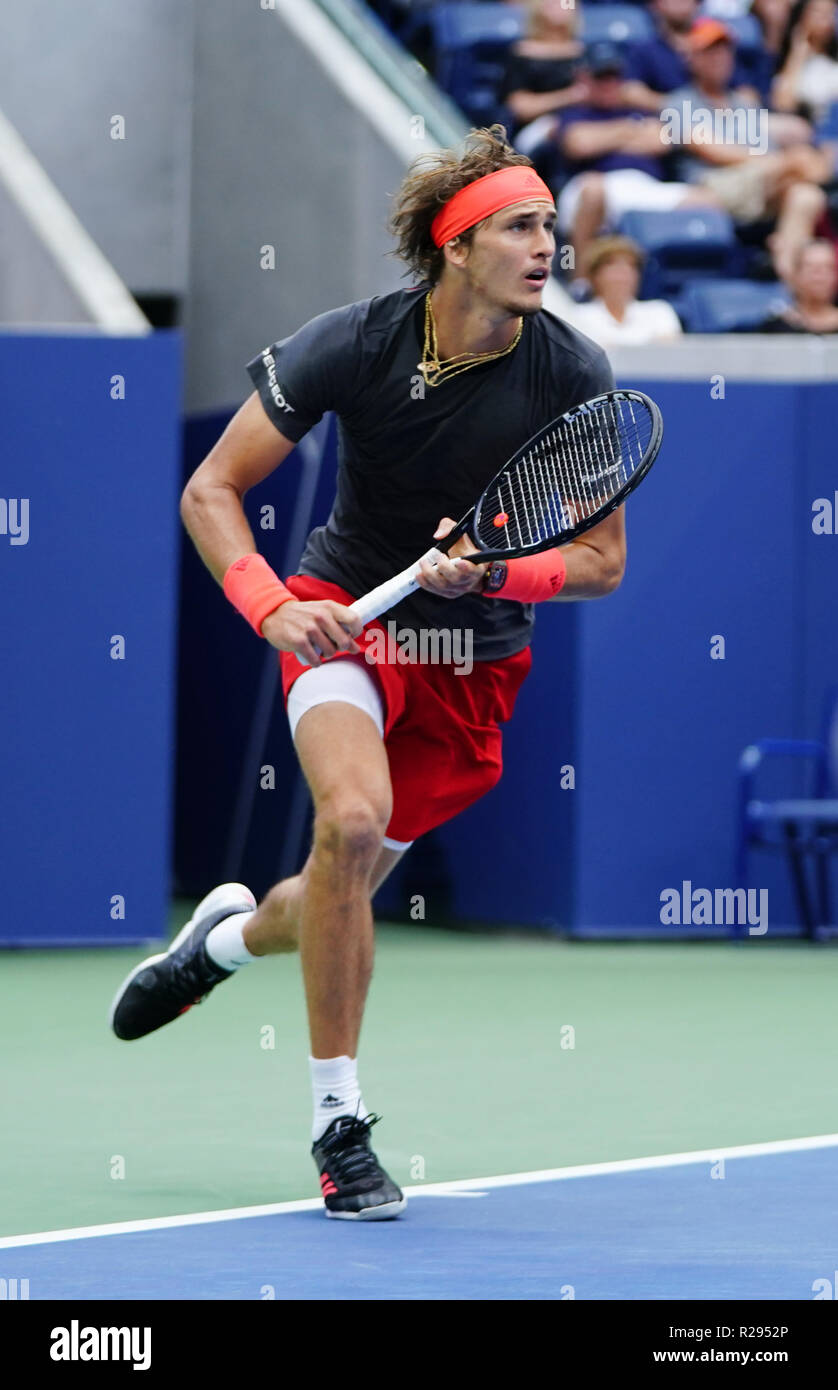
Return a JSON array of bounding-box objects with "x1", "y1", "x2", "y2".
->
[{"x1": 261, "y1": 349, "x2": 295, "y2": 414}]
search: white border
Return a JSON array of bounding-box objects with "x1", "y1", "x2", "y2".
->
[{"x1": 3, "y1": 1131, "x2": 836, "y2": 1250}]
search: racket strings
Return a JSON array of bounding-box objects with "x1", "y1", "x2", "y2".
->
[{"x1": 476, "y1": 397, "x2": 653, "y2": 550}]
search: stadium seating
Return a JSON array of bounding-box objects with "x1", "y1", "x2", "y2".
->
[
  {"x1": 678, "y1": 277, "x2": 792, "y2": 332},
  {"x1": 617, "y1": 207, "x2": 740, "y2": 296},
  {"x1": 581, "y1": 5, "x2": 655, "y2": 45},
  {"x1": 737, "y1": 689, "x2": 838, "y2": 938},
  {"x1": 431, "y1": 3, "x2": 655, "y2": 123},
  {"x1": 431, "y1": 3, "x2": 526, "y2": 124},
  {"x1": 705, "y1": 11, "x2": 764, "y2": 58},
  {"x1": 815, "y1": 100, "x2": 838, "y2": 142}
]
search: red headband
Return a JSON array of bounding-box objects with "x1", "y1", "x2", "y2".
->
[{"x1": 431, "y1": 167, "x2": 555, "y2": 248}]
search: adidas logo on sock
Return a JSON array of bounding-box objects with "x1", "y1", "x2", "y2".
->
[{"x1": 321, "y1": 1094, "x2": 342, "y2": 1108}]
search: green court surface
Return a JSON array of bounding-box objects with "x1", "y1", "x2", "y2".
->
[{"x1": 1, "y1": 908, "x2": 836, "y2": 1239}]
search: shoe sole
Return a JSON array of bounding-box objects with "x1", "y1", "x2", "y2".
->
[
  {"x1": 326, "y1": 1197, "x2": 407, "y2": 1221},
  {"x1": 108, "y1": 882, "x2": 257, "y2": 1036}
]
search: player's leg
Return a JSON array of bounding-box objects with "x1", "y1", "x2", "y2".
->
[
  {"x1": 271, "y1": 695, "x2": 408, "y2": 1219},
  {"x1": 285, "y1": 698, "x2": 394, "y2": 1057},
  {"x1": 110, "y1": 660, "x2": 403, "y2": 1044},
  {"x1": 240, "y1": 840, "x2": 405, "y2": 956}
]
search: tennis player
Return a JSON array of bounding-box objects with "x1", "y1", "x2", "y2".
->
[{"x1": 110, "y1": 126, "x2": 626, "y2": 1220}]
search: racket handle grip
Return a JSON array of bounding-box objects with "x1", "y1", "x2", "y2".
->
[
  {"x1": 348, "y1": 555, "x2": 431, "y2": 626},
  {"x1": 293, "y1": 550, "x2": 434, "y2": 665}
]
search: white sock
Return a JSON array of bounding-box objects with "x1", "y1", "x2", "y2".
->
[
  {"x1": 310, "y1": 1055, "x2": 368, "y2": 1141},
  {"x1": 204, "y1": 910, "x2": 258, "y2": 970}
]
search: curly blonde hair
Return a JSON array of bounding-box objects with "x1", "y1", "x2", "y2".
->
[{"x1": 389, "y1": 125, "x2": 535, "y2": 286}]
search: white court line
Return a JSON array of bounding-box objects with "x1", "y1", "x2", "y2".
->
[{"x1": 2, "y1": 1131, "x2": 837, "y2": 1250}]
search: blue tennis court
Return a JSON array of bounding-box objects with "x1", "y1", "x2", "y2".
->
[{"x1": 4, "y1": 1138, "x2": 835, "y2": 1301}]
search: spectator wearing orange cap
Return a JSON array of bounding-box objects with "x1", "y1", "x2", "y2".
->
[
  {"x1": 624, "y1": 0, "x2": 759, "y2": 107},
  {"x1": 666, "y1": 17, "x2": 834, "y2": 277},
  {"x1": 555, "y1": 40, "x2": 723, "y2": 276}
]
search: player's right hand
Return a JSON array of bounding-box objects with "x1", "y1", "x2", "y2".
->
[{"x1": 260, "y1": 599, "x2": 363, "y2": 667}]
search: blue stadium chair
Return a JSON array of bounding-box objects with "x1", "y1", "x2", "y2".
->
[
  {"x1": 679, "y1": 278, "x2": 791, "y2": 332},
  {"x1": 736, "y1": 689, "x2": 838, "y2": 938},
  {"x1": 708, "y1": 12, "x2": 764, "y2": 57},
  {"x1": 616, "y1": 208, "x2": 740, "y2": 296},
  {"x1": 815, "y1": 100, "x2": 838, "y2": 142},
  {"x1": 431, "y1": 3, "x2": 525, "y2": 124},
  {"x1": 579, "y1": 5, "x2": 655, "y2": 46},
  {"x1": 430, "y1": 3, "x2": 655, "y2": 123}
]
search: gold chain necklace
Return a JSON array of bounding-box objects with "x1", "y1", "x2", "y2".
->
[{"x1": 418, "y1": 293, "x2": 523, "y2": 388}]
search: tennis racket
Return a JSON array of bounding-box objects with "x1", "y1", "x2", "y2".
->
[{"x1": 298, "y1": 388, "x2": 662, "y2": 662}]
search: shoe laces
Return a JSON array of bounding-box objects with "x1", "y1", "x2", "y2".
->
[
  {"x1": 320, "y1": 1112, "x2": 383, "y2": 1183},
  {"x1": 159, "y1": 940, "x2": 216, "y2": 1006}
]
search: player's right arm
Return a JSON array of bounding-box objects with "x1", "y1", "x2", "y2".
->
[{"x1": 180, "y1": 391, "x2": 362, "y2": 666}]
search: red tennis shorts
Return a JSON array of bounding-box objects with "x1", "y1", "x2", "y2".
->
[{"x1": 277, "y1": 575, "x2": 532, "y2": 844}]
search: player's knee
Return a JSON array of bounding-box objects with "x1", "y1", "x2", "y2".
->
[{"x1": 313, "y1": 794, "x2": 390, "y2": 868}]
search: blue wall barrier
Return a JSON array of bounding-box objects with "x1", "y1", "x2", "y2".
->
[
  {"x1": 98, "y1": 372, "x2": 838, "y2": 942},
  {"x1": 0, "y1": 331, "x2": 182, "y2": 946},
  {"x1": 375, "y1": 378, "x2": 838, "y2": 935}
]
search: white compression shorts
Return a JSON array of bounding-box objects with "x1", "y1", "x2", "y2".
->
[{"x1": 286, "y1": 657, "x2": 413, "y2": 852}]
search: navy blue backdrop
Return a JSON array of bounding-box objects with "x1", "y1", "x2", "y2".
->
[
  {"x1": 3, "y1": 353, "x2": 836, "y2": 944},
  {"x1": 0, "y1": 331, "x2": 181, "y2": 946},
  {"x1": 177, "y1": 377, "x2": 838, "y2": 937}
]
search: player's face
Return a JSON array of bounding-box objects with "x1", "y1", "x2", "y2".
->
[{"x1": 465, "y1": 201, "x2": 558, "y2": 316}]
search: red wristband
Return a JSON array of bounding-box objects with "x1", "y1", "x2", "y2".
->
[
  {"x1": 223, "y1": 554, "x2": 295, "y2": 636},
  {"x1": 487, "y1": 550, "x2": 567, "y2": 603}
]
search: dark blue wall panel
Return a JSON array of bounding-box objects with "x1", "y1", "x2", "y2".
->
[
  {"x1": 378, "y1": 379, "x2": 838, "y2": 935},
  {"x1": 174, "y1": 377, "x2": 837, "y2": 938},
  {"x1": 0, "y1": 332, "x2": 182, "y2": 945}
]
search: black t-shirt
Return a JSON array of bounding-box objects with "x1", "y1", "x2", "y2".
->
[
  {"x1": 246, "y1": 285, "x2": 614, "y2": 661},
  {"x1": 499, "y1": 51, "x2": 582, "y2": 103},
  {"x1": 752, "y1": 313, "x2": 838, "y2": 335}
]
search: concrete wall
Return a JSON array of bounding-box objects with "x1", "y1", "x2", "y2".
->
[
  {"x1": 0, "y1": 182, "x2": 91, "y2": 324},
  {"x1": 184, "y1": 2, "x2": 421, "y2": 413},
  {"x1": 0, "y1": 0, "x2": 193, "y2": 297}
]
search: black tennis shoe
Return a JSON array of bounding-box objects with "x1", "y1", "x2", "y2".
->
[
  {"x1": 109, "y1": 883, "x2": 256, "y2": 1041},
  {"x1": 312, "y1": 1113, "x2": 406, "y2": 1220}
]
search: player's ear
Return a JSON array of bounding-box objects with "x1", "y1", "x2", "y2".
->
[{"x1": 442, "y1": 237, "x2": 469, "y2": 269}]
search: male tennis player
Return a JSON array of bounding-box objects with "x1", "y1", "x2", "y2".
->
[{"x1": 110, "y1": 126, "x2": 626, "y2": 1220}]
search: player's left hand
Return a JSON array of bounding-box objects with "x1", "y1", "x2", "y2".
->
[{"x1": 415, "y1": 517, "x2": 489, "y2": 598}]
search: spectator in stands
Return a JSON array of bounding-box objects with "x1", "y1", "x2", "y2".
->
[
  {"x1": 555, "y1": 41, "x2": 721, "y2": 275},
  {"x1": 625, "y1": 0, "x2": 758, "y2": 106},
  {"x1": 667, "y1": 18, "x2": 833, "y2": 277},
  {"x1": 772, "y1": 0, "x2": 838, "y2": 121},
  {"x1": 754, "y1": 236, "x2": 838, "y2": 327},
  {"x1": 753, "y1": 0, "x2": 795, "y2": 66},
  {"x1": 565, "y1": 236, "x2": 684, "y2": 345},
  {"x1": 499, "y1": 0, "x2": 587, "y2": 154}
]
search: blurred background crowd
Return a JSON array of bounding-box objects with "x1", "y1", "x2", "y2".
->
[{"x1": 368, "y1": 0, "x2": 838, "y2": 342}]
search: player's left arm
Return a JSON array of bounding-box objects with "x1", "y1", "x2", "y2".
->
[{"x1": 548, "y1": 505, "x2": 626, "y2": 600}]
